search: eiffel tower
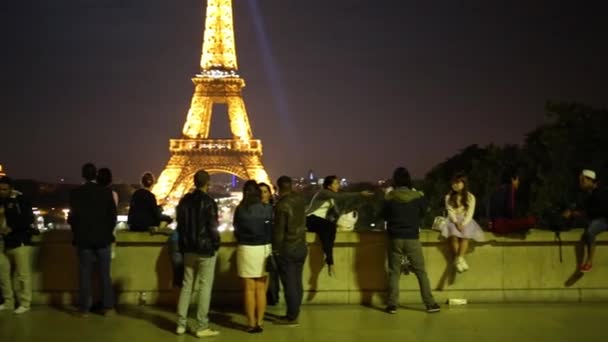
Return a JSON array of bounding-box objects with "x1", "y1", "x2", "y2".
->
[{"x1": 153, "y1": 0, "x2": 271, "y2": 204}]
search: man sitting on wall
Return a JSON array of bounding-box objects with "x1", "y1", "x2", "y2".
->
[
  {"x1": 488, "y1": 168, "x2": 536, "y2": 234},
  {"x1": 563, "y1": 169, "x2": 608, "y2": 273}
]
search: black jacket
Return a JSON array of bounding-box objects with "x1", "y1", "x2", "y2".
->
[
  {"x1": 233, "y1": 203, "x2": 273, "y2": 245},
  {"x1": 128, "y1": 188, "x2": 162, "y2": 231},
  {"x1": 273, "y1": 192, "x2": 307, "y2": 254},
  {"x1": 382, "y1": 187, "x2": 427, "y2": 239},
  {"x1": 68, "y1": 182, "x2": 117, "y2": 248},
  {"x1": 176, "y1": 189, "x2": 220, "y2": 256},
  {"x1": 0, "y1": 191, "x2": 35, "y2": 249}
]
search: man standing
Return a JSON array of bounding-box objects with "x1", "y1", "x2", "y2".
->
[
  {"x1": 175, "y1": 170, "x2": 221, "y2": 337},
  {"x1": 563, "y1": 169, "x2": 608, "y2": 273},
  {"x1": 0, "y1": 176, "x2": 35, "y2": 314},
  {"x1": 68, "y1": 163, "x2": 117, "y2": 317},
  {"x1": 272, "y1": 176, "x2": 308, "y2": 326},
  {"x1": 383, "y1": 167, "x2": 440, "y2": 314}
]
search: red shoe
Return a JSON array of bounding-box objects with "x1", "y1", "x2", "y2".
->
[{"x1": 580, "y1": 263, "x2": 592, "y2": 273}]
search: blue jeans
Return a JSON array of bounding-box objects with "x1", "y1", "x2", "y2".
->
[
  {"x1": 77, "y1": 246, "x2": 114, "y2": 312},
  {"x1": 277, "y1": 244, "x2": 308, "y2": 321},
  {"x1": 582, "y1": 218, "x2": 608, "y2": 246}
]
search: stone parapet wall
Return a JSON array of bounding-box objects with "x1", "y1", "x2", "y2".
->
[{"x1": 26, "y1": 229, "x2": 608, "y2": 305}]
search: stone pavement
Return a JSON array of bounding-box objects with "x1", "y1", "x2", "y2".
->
[{"x1": 0, "y1": 303, "x2": 604, "y2": 342}]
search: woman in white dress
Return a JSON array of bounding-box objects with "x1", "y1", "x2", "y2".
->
[
  {"x1": 441, "y1": 173, "x2": 485, "y2": 272},
  {"x1": 233, "y1": 181, "x2": 273, "y2": 333}
]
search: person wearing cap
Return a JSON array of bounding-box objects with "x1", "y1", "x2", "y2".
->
[{"x1": 563, "y1": 169, "x2": 608, "y2": 272}]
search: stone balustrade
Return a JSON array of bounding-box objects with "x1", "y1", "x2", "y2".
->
[{"x1": 25, "y1": 229, "x2": 608, "y2": 306}]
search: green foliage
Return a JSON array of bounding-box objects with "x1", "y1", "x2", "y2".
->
[{"x1": 423, "y1": 101, "x2": 608, "y2": 226}]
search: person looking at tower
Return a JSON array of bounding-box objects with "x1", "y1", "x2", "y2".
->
[
  {"x1": 233, "y1": 180, "x2": 273, "y2": 333},
  {"x1": 68, "y1": 163, "x2": 117, "y2": 317},
  {"x1": 175, "y1": 170, "x2": 221, "y2": 337},
  {"x1": 97, "y1": 168, "x2": 118, "y2": 259},
  {"x1": 127, "y1": 172, "x2": 172, "y2": 232},
  {"x1": 306, "y1": 175, "x2": 373, "y2": 276}
]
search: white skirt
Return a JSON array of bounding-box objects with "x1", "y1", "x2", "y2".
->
[{"x1": 236, "y1": 244, "x2": 272, "y2": 278}]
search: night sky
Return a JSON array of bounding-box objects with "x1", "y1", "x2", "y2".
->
[{"x1": 1, "y1": 0, "x2": 606, "y2": 183}]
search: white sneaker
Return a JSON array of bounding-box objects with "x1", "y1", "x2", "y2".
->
[
  {"x1": 460, "y1": 258, "x2": 469, "y2": 271},
  {"x1": 0, "y1": 304, "x2": 14, "y2": 312},
  {"x1": 454, "y1": 257, "x2": 464, "y2": 273},
  {"x1": 176, "y1": 326, "x2": 186, "y2": 335},
  {"x1": 195, "y1": 328, "x2": 220, "y2": 337},
  {"x1": 14, "y1": 306, "x2": 30, "y2": 314}
]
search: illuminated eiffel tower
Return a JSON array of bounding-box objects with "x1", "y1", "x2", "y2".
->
[{"x1": 153, "y1": 0, "x2": 271, "y2": 204}]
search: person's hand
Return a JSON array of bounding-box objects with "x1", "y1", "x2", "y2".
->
[{"x1": 456, "y1": 223, "x2": 464, "y2": 232}]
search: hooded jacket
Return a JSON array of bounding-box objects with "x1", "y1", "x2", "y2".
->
[{"x1": 382, "y1": 187, "x2": 427, "y2": 239}]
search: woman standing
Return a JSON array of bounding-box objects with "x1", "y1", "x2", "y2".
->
[
  {"x1": 441, "y1": 173, "x2": 485, "y2": 272},
  {"x1": 233, "y1": 181, "x2": 273, "y2": 333}
]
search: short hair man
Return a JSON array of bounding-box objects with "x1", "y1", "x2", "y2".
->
[{"x1": 175, "y1": 170, "x2": 221, "y2": 337}]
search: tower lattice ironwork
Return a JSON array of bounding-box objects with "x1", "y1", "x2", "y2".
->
[{"x1": 153, "y1": 0, "x2": 271, "y2": 204}]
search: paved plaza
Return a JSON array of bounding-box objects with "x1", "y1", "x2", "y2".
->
[{"x1": 0, "y1": 303, "x2": 605, "y2": 342}]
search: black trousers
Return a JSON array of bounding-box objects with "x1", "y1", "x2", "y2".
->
[
  {"x1": 276, "y1": 244, "x2": 308, "y2": 321},
  {"x1": 306, "y1": 215, "x2": 337, "y2": 265}
]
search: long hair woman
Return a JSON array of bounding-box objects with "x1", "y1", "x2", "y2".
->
[
  {"x1": 441, "y1": 173, "x2": 485, "y2": 272},
  {"x1": 233, "y1": 180, "x2": 273, "y2": 333}
]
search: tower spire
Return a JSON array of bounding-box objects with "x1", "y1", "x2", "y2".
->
[{"x1": 200, "y1": 0, "x2": 238, "y2": 72}]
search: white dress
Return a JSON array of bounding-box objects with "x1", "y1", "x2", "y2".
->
[{"x1": 440, "y1": 193, "x2": 485, "y2": 241}]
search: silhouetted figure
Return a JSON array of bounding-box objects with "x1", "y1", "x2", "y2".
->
[
  {"x1": 127, "y1": 172, "x2": 172, "y2": 232},
  {"x1": 68, "y1": 163, "x2": 117, "y2": 317},
  {"x1": 0, "y1": 176, "x2": 35, "y2": 314},
  {"x1": 488, "y1": 168, "x2": 536, "y2": 234}
]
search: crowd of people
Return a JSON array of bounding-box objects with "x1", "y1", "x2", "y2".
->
[{"x1": 0, "y1": 164, "x2": 606, "y2": 338}]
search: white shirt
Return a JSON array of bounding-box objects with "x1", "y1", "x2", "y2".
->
[{"x1": 445, "y1": 192, "x2": 476, "y2": 226}]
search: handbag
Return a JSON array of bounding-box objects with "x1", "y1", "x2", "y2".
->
[
  {"x1": 336, "y1": 211, "x2": 358, "y2": 232},
  {"x1": 431, "y1": 215, "x2": 448, "y2": 231},
  {"x1": 266, "y1": 253, "x2": 278, "y2": 273}
]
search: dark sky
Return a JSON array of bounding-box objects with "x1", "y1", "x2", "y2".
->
[{"x1": 1, "y1": 0, "x2": 607, "y2": 183}]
